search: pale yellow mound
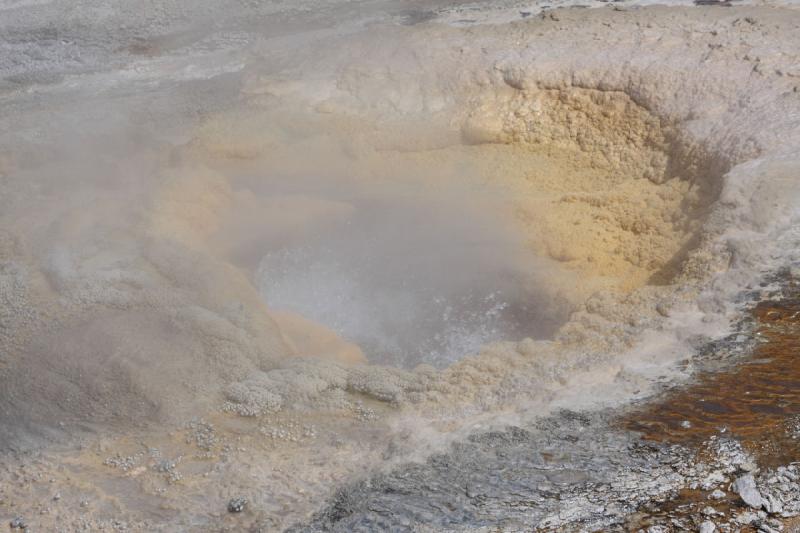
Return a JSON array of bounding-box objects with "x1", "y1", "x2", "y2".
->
[{"x1": 462, "y1": 87, "x2": 720, "y2": 292}]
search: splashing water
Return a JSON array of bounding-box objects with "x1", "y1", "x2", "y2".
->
[{"x1": 254, "y1": 178, "x2": 555, "y2": 368}]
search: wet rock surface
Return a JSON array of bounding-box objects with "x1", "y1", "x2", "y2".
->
[
  {"x1": 288, "y1": 417, "x2": 800, "y2": 532},
  {"x1": 287, "y1": 411, "x2": 689, "y2": 532}
]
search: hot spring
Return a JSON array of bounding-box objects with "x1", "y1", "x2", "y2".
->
[{"x1": 1, "y1": 2, "x2": 799, "y2": 531}]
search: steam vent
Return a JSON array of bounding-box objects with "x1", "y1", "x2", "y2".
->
[{"x1": 1, "y1": 1, "x2": 800, "y2": 531}]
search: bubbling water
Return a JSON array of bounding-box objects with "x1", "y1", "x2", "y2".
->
[{"x1": 255, "y1": 175, "x2": 565, "y2": 368}]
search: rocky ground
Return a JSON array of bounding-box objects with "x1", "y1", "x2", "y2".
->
[
  {"x1": 0, "y1": 273, "x2": 798, "y2": 531},
  {"x1": 286, "y1": 269, "x2": 800, "y2": 532},
  {"x1": 291, "y1": 418, "x2": 800, "y2": 532}
]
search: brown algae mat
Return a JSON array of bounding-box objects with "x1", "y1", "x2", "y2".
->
[{"x1": 622, "y1": 272, "x2": 800, "y2": 529}]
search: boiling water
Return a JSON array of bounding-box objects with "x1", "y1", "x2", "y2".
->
[{"x1": 255, "y1": 175, "x2": 565, "y2": 368}]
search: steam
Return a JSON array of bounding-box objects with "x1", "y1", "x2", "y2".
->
[{"x1": 251, "y1": 165, "x2": 566, "y2": 368}]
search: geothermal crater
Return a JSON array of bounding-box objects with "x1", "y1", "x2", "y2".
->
[
  {"x1": 2, "y1": 3, "x2": 798, "y2": 532},
  {"x1": 187, "y1": 84, "x2": 726, "y2": 370}
]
